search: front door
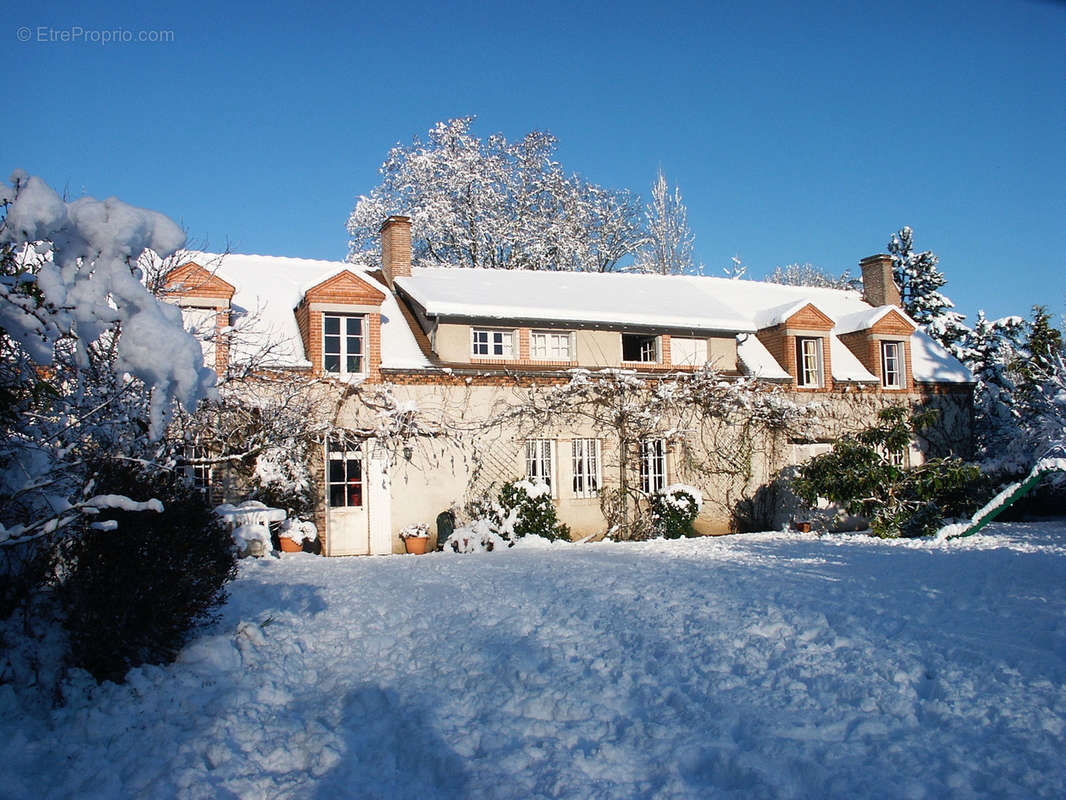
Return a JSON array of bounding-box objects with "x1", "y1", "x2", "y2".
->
[{"x1": 325, "y1": 437, "x2": 370, "y2": 555}]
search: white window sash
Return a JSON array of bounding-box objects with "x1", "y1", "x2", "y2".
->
[
  {"x1": 323, "y1": 314, "x2": 365, "y2": 375},
  {"x1": 571, "y1": 438, "x2": 601, "y2": 497},
  {"x1": 639, "y1": 439, "x2": 666, "y2": 494},
  {"x1": 525, "y1": 439, "x2": 556, "y2": 497},
  {"x1": 882, "y1": 342, "x2": 904, "y2": 388},
  {"x1": 472, "y1": 328, "x2": 515, "y2": 358},
  {"x1": 798, "y1": 338, "x2": 823, "y2": 387},
  {"x1": 530, "y1": 331, "x2": 573, "y2": 361}
]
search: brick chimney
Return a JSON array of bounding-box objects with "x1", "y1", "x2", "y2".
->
[
  {"x1": 859, "y1": 254, "x2": 900, "y2": 307},
  {"x1": 380, "y1": 215, "x2": 412, "y2": 289}
]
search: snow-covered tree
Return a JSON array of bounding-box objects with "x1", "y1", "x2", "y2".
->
[
  {"x1": 0, "y1": 171, "x2": 215, "y2": 546},
  {"x1": 764, "y1": 262, "x2": 859, "y2": 290},
  {"x1": 957, "y1": 311, "x2": 1026, "y2": 471},
  {"x1": 888, "y1": 226, "x2": 968, "y2": 354},
  {"x1": 722, "y1": 254, "x2": 747, "y2": 280},
  {"x1": 1014, "y1": 306, "x2": 1066, "y2": 458},
  {"x1": 346, "y1": 117, "x2": 644, "y2": 272},
  {"x1": 634, "y1": 168, "x2": 698, "y2": 275},
  {"x1": 956, "y1": 305, "x2": 1066, "y2": 475}
]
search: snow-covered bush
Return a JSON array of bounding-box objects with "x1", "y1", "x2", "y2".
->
[
  {"x1": 0, "y1": 172, "x2": 214, "y2": 550},
  {"x1": 248, "y1": 444, "x2": 316, "y2": 523},
  {"x1": 58, "y1": 462, "x2": 237, "y2": 683},
  {"x1": 444, "y1": 519, "x2": 508, "y2": 553},
  {"x1": 649, "y1": 484, "x2": 702, "y2": 539},
  {"x1": 463, "y1": 479, "x2": 570, "y2": 547}
]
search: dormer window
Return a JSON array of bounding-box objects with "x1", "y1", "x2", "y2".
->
[
  {"x1": 622, "y1": 333, "x2": 659, "y2": 363},
  {"x1": 324, "y1": 314, "x2": 365, "y2": 375},
  {"x1": 881, "y1": 341, "x2": 904, "y2": 389},
  {"x1": 796, "y1": 338, "x2": 824, "y2": 388},
  {"x1": 472, "y1": 328, "x2": 515, "y2": 358},
  {"x1": 531, "y1": 330, "x2": 573, "y2": 361}
]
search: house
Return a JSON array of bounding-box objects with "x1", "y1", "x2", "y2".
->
[{"x1": 164, "y1": 216, "x2": 974, "y2": 554}]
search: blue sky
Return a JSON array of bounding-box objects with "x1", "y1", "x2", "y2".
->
[{"x1": 8, "y1": 0, "x2": 1064, "y2": 323}]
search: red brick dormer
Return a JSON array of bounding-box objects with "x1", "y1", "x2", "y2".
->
[
  {"x1": 838, "y1": 308, "x2": 917, "y2": 391},
  {"x1": 294, "y1": 270, "x2": 387, "y2": 382},
  {"x1": 755, "y1": 303, "x2": 835, "y2": 391},
  {"x1": 163, "y1": 261, "x2": 236, "y2": 375}
]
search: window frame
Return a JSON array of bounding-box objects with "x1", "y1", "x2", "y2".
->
[
  {"x1": 326, "y1": 436, "x2": 364, "y2": 508},
  {"x1": 622, "y1": 333, "x2": 660, "y2": 364},
  {"x1": 471, "y1": 328, "x2": 516, "y2": 359},
  {"x1": 530, "y1": 330, "x2": 574, "y2": 362},
  {"x1": 571, "y1": 438, "x2": 601, "y2": 498},
  {"x1": 639, "y1": 438, "x2": 667, "y2": 494},
  {"x1": 796, "y1": 337, "x2": 824, "y2": 388},
  {"x1": 181, "y1": 444, "x2": 212, "y2": 494},
  {"x1": 525, "y1": 439, "x2": 556, "y2": 497},
  {"x1": 881, "y1": 340, "x2": 905, "y2": 389},
  {"x1": 323, "y1": 313, "x2": 366, "y2": 376}
]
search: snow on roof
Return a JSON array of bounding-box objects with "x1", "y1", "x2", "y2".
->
[
  {"x1": 752, "y1": 300, "x2": 814, "y2": 329},
  {"x1": 910, "y1": 329, "x2": 974, "y2": 383},
  {"x1": 737, "y1": 335, "x2": 790, "y2": 380},
  {"x1": 184, "y1": 253, "x2": 433, "y2": 370},
  {"x1": 168, "y1": 256, "x2": 970, "y2": 384},
  {"x1": 398, "y1": 267, "x2": 970, "y2": 382},
  {"x1": 833, "y1": 305, "x2": 916, "y2": 335},
  {"x1": 396, "y1": 268, "x2": 757, "y2": 333},
  {"x1": 830, "y1": 337, "x2": 878, "y2": 382}
]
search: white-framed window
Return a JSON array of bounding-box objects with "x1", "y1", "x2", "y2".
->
[
  {"x1": 639, "y1": 438, "x2": 667, "y2": 494},
  {"x1": 472, "y1": 328, "x2": 515, "y2": 358},
  {"x1": 571, "y1": 438, "x2": 601, "y2": 497},
  {"x1": 881, "y1": 341, "x2": 904, "y2": 389},
  {"x1": 181, "y1": 444, "x2": 212, "y2": 493},
  {"x1": 323, "y1": 314, "x2": 365, "y2": 375},
  {"x1": 182, "y1": 306, "x2": 217, "y2": 368},
  {"x1": 671, "y1": 337, "x2": 706, "y2": 367},
  {"x1": 525, "y1": 439, "x2": 555, "y2": 496},
  {"x1": 796, "y1": 337, "x2": 824, "y2": 388},
  {"x1": 622, "y1": 333, "x2": 660, "y2": 363},
  {"x1": 531, "y1": 330, "x2": 573, "y2": 361},
  {"x1": 327, "y1": 436, "x2": 363, "y2": 508}
]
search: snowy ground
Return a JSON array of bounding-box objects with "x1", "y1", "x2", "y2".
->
[{"x1": 4, "y1": 522, "x2": 1066, "y2": 799}]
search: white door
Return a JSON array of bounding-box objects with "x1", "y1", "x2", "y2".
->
[{"x1": 325, "y1": 437, "x2": 370, "y2": 556}]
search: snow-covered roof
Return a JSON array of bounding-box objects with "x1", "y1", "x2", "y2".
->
[
  {"x1": 183, "y1": 253, "x2": 433, "y2": 370},
  {"x1": 829, "y1": 337, "x2": 878, "y2": 383},
  {"x1": 833, "y1": 305, "x2": 916, "y2": 336},
  {"x1": 397, "y1": 267, "x2": 971, "y2": 383},
  {"x1": 395, "y1": 268, "x2": 757, "y2": 333},
  {"x1": 910, "y1": 329, "x2": 974, "y2": 383},
  {"x1": 737, "y1": 335, "x2": 790, "y2": 380},
  {"x1": 752, "y1": 300, "x2": 815, "y2": 329},
  {"x1": 169, "y1": 255, "x2": 971, "y2": 384}
]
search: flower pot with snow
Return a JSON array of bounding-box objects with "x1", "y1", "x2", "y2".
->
[
  {"x1": 277, "y1": 517, "x2": 318, "y2": 554},
  {"x1": 400, "y1": 523, "x2": 430, "y2": 554}
]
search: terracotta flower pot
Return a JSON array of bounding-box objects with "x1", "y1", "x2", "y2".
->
[
  {"x1": 279, "y1": 536, "x2": 302, "y2": 553},
  {"x1": 403, "y1": 536, "x2": 429, "y2": 555}
]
